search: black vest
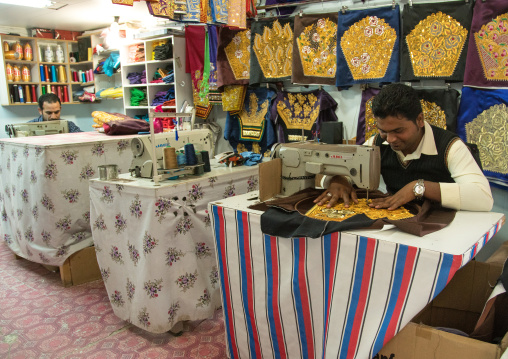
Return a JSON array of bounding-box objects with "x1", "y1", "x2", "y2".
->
[{"x1": 374, "y1": 125, "x2": 459, "y2": 194}]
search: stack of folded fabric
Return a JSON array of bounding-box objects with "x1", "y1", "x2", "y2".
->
[
  {"x1": 127, "y1": 70, "x2": 146, "y2": 84},
  {"x1": 130, "y1": 88, "x2": 147, "y2": 106}
]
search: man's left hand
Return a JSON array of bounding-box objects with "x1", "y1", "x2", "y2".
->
[{"x1": 368, "y1": 182, "x2": 416, "y2": 210}]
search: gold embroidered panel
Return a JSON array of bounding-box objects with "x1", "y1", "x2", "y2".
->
[
  {"x1": 148, "y1": 0, "x2": 176, "y2": 18},
  {"x1": 253, "y1": 20, "x2": 293, "y2": 78},
  {"x1": 225, "y1": 30, "x2": 251, "y2": 80},
  {"x1": 222, "y1": 85, "x2": 247, "y2": 112},
  {"x1": 406, "y1": 11, "x2": 468, "y2": 77},
  {"x1": 341, "y1": 16, "x2": 396, "y2": 80},
  {"x1": 228, "y1": 0, "x2": 246, "y2": 29},
  {"x1": 238, "y1": 93, "x2": 269, "y2": 127},
  {"x1": 475, "y1": 13, "x2": 508, "y2": 81},
  {"x1": 465, "y1": 103, "x2": 508, "y2": 174},
  {"x1": 297, "y1": 18, "x2": 337, "y2": 78},
  {"x1": 112, "y1": 0, "x2": 134, "y2": 5},
  {"x1": 276, "y1": 93, "x2": 320, "y2": 131},
  {"x1": 192, "y1": 70, "x2": 210, "y2": 107},
  {"x1": 365, "y1": 97, "x2": 377, "y2": 140},
  {"x1": 181, "y1": 0, "x2": 200, "y2": 22},
  {"x1": 306, "y1": 199, "x2": 414, "y2": 222}
]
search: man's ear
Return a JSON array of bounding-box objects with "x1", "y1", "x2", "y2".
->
[
  {"x1": 416, "y1": 112, "x2": 424, "y2": 128},
  {"x1": 38, "y1": 107, "x2": 43, "y2": 116}
]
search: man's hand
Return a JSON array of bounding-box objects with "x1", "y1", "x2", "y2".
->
[
  {"x1": 314, "y1": 176, "x2": 358, "y2": 208},
  {"x1": 369, "y1": 181, "x2": 416, "y2": 210}
]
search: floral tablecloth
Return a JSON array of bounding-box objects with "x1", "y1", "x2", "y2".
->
[
  {"x1": 89, "y1": 165, "x2": 258, "y2": 333},
  {"x1": 0, "y1": 132, "x2": 136, "y2": 266}
]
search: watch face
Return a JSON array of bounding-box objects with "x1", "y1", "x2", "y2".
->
[{"x1": 415, "y1": 185, "x2": 424, "y2": 195}]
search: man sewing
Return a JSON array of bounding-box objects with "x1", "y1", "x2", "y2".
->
[
  {"x1": 315, "y1": 83, "x2": 493, "y2": 212},
  {"x1": 30, "y1": 93, "x2": 82, "y2": 133}
]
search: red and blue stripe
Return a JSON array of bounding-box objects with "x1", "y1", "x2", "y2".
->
[
  {"x1": 432, "y1": 252, "x2": 462, "y2": 300},
  {"x1": 321, "y1": 232, "x2": 339, "y2": 359}
]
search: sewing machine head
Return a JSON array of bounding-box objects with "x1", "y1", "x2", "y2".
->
[
  {"x1": 272, "y1": 141, "x2": 380, "y2": 196},
  {"x1": 5, "y1": 120, "x2": 69, "y2": 137}
]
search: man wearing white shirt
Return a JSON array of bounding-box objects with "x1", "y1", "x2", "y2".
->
[{"x1": 315, "y1": 83, "x2": 493, "y2": 212}]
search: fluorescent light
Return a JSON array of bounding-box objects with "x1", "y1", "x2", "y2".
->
[{"x1": 0, "y1": 0, "x2": 54, "y2": 8}]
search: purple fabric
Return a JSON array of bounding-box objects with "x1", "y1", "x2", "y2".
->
[
  {"x1": 127, "y1": 71, "x2": 146, "y2": 84},
  {"x1": 105, "y1": 118, "x2": 150, "y2": 135},
  {"x1": 264, "y1": 0, "x2": 296, "y2": 16},
  {"x1": 356, "y1": 87, "x2": 381, "y2": 144},
  {"x1": 464, "y1": 0, "x2": 508, "y2": 87}
]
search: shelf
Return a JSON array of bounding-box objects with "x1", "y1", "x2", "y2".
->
[
  {"x1": 124, "y1": 83, "x2": 147, "y2": 87},
  {"x1": 39, "y1": 61, "x2": 69, "y2": 66},
  {"x1": 70, "y1": 61, "x2": 93, "y2": 65},
  {"x1": 146, "y1": 59, "x2": 173, "y2": 64},
  {"x1": 124, "y1": 106, "x2": 150, "y2": 109},
  {"x1": 122, "y1": 62, "x2": 146, "y2": 68},
  {"x1": 4, "y1": 59, "x2": 37, "y2": 64},
  {"x1": 41, "y1": 81, "x2": 69, "y2": 85},
  {"x1": 71, "y1": 81, "x2": 95, "y2": 86},
  {"x1": 148, "y1": 82, "x2": 175, "y2": 86},
  {"x1": 7, "y1": 81, "x2": 39, "y2": 85}
]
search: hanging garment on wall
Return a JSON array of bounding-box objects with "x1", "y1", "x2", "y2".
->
[
  {"x1": 200, "y1": 0, "x2": 212, "y2": 23},
  {"x1": 181, "y1": 0, "x2": 200, "y2": 22},
  {"x1": 264, "y1": 0, "x2": 296, "y2": 16},
  {"x1": 216, "y1": 27, "x2": 251, "y2": 90},
  {"x1": 228, "y1": 0, "x2": 246, "y2": 29},
  {"x1": 185, "y1": 26, "x2": 212, "y2": 118},
  {"x1": 224, "y1": 87, "x2": 277, "y2": 155},
  {"x1": 416, "y1": 88, "x2": 460, "y2": 133},
  {"x1": 292, "y1": 13, "x2": 338, "y2": 85},
  {"x1": 222, "y1": 85, "x2": 247, "y2": 113},
  {"x1": 207, "y1": 25, "x2": 222, "y2": 104},
  {"x1": 270, "y1": 88, "x2": 338, "y2": 143},
  {"x1": 401, "y1": 1, "x2": 473, "y2": 82},
  {"x1": 336, "y1": 5, "x2": 400, "y2": 87},
  {"x1": 464, "y1": 1, "x2": 508, "y2": 87},
  {"x1": 210, "y1": 0, "x2": 228, "y2": 23},
  {"x1": 356, "y1": 86, "x2": 381, "y2": 144},
  {"x1": 146, "y1": 0, "x2": 186, "y2": 20},
  {"x1": 457, "y1": 86, "x2": 508, "y2": 188},
  {"x1": 250, "y1": 18, "x2": 294, "y2": 85}
]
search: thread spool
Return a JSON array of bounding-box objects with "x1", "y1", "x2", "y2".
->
[
  {"x1": 184, "y1": 144, "x2": 197, "y2": 165},
  {"x1": 163, "y1": 147, "x2": 178, "y2": 169},
  {"x1": 201, "y1": 151, "x2": 211, "y2": 172},
  {"x1": 177, "y1": 153, "x2": 186, "y2": 166},
  {"x1": 58, "y1": 65, "x2": 66, "y2": 82},
  {"x1": 195, "y1": 152, "x2": 204, "y2": 175},
  {"x1": 39, "y1": 64, "x2": 45, "y2": 82}
]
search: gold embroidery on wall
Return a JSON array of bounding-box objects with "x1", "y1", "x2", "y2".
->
[
  {"x1": 297, "y1": 18, "x2": 337, "y2": 78},
  {"x1": 466, "y1": 103, "x2": 508, "y2": 174},
  {"x1": 475, "y1": 13, "x2": 508, "y2": 81},
  {"x1": 253, "y1": 20, "x2": 293, "y2": 78},
  {"x1": 148, "y1": 0, "x2": 176, "y2": 18},
  {"x1": 238, "y1": 93, "x2": 269, "y2": 128},
  {"x1": 340, "y1": 16, "x2": 396, "y2": 80},
  {"x1": 406, "y1": 11, "x2": 468, "y2": 77},
  {"x1": 192, "y1": 70, "x2": 210, "y2": 107},
  {"x1": 365, "y1": 97, "x2": 377, "y2": 140},
  {"x1": 277, "y1": 93, "x2": 320, "y2": 130},
  {"x1": 222, "y1": 85, "x2": 247, "y2": 112},
  {"x1": 225, "y1": 30, "x2": 251, "y2": 80}
]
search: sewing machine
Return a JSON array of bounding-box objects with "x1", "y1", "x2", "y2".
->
[
  {"x1": 5, "y1": 120, "x2": 69, "y2": 137},
  {"x1": 129, "y1": 128, "x2": 215, "y2": 178},
  {"x1": 271, "y1": 141, "x2": 381, "y2": 197}
]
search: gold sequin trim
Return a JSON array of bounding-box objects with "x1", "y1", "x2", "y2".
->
[
  {"x1": 466, "y1": 103, "x2": 508, "y2": 174},
  {"x1": 222, "y1": 85, "x2": 246, "y2": 112},
  {"x1": 475, "y1": 13, "x2": 508, "y2": 81},
  {"x1": 277, "y1": 93, "x2": 320, "y2": 130},
  {"x1": 297, "y1": 18, "x2": 337, "y2": 78},
  {"x1": 253, "y1": 20, "x2": 293, "y2": 78},
  {"x1": 112, "y1": 0, "x2": 133, "y2": 6},
  {"x1": 238, "y1": 92, "x2": 269, "y2": 128},
  {"x1": 365, "y1": 96, "x2": 377, "y2": 140},
  {"x1": 306, "y1": 198, "x2": 414, "y2": 222},
  {"x1": 406, "y1": 11, "x2": 467, "y2": 77},
  {"x1": 225, "y1": 30, "x2": 251, "y2": 80},
  {"x1": 192, "y1": 70, "x2": 209, "y2": 107},
  {"x1": 341, "y1": 16, "x2": 396, "y2": 80}
]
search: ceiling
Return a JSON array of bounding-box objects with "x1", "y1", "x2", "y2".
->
[{"x1": 0, "y1": 0, "x2": 160, "y2": 33}]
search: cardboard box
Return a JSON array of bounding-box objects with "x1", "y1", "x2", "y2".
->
[
  {"x1": 59, "y1": 246, "x2": 102, "y2": 287},
  {"x1": 486, "y1": 241, "x2": 508, "y2": 268},
  {"x1": 33, "y1": 28, "x2": 54, "y2": 39},
  {"x1": 376, "y1": 260, "x2": 508, "y2": 359},
  {"x1": 54, "y1": 30, "x2": 83, "y2": 41}
]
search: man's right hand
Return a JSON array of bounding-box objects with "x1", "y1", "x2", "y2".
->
[{"x1": 313, "y1": 175, "x2": 358, "y2": 208}]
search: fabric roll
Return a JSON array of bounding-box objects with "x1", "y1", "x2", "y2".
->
[
  {"x1": 336, "y1": 5, "x2": 400, "y2": 87},
  {"x1": 292, "y1": 13, "x2": 338, "y2": 85},
  {"x1": 457, "y1": 86, "x2": 508, "y2": 188},
  {"x1": 401, "y1": 1, "x2": 474, "y2": 82},
  {"x1": 356, "y1": 87, "x2": 381, "y2": 144},
  {"x1": 216, "y1": 26, "x2": 251, "y2": 90},
  {"x1": 464, "y1": 0, "x2": 508, "y2": 87}
]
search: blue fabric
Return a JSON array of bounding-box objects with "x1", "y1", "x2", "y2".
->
[
  {"x1": 208, "y1": 25, "x2": 219, "y2": 90},
  {"x1": 457, "y1": 86, "x2": 508, "y2": 188},
  {"x1": 240, "y1": 151, "x2": 263, "y2": 166},
  {"x1": 30, "y1": 115, "x2": 82, "y2": 133},
  {"x1": 336, "y1": 5, "x2": 400, "y2": 87}
]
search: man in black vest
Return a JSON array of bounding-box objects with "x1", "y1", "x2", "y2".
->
[{"x1": 315, "y1": 83, "x2": 493, "y2": 212}]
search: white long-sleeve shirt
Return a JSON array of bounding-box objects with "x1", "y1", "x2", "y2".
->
[{"x1": 323, "y1": 122, "x2": 493, "y2": 211}]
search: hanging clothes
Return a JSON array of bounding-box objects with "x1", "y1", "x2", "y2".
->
[
  {"x1": 356, "y1": 86, "x2": 381, "y2": 144},
  {"x1": 221, "y1": 85, "x2": 247, "y2": 113},
  {"x1": 181, "y1": 0, "x2": 201, "y2": 22},
  {"x1": 216, "y1": 26, "x2": 251, "y2": 90},
  {"x1": 457, "y1": 86, "x2": 508, "y2": 189},
  {"x1": 336, "y1": 5, "x2": 400, "y2": 87},
  {"x1": 227, "y1": 0, "x2": 246, "y2": 29},
  {"x1": 400, "y1": 1, "x2": 474, "y2": 82},
  {"x1": 270, "y1": 88, "x2": 338, "y2": 143},
  {"x1": 416, "y1": 88, "x2": 460, "y2": 133},
  {"x1": 463, "y1": 0, "x2": 508, "y2": 87},
  {"x1": 146, "y1": 0, "x2": 186, "y2": 20},
  {"x1": 210, "y1": 0, "x2": 228, "y2": 24},
  {"x1": 292, "y1": 13, "x2": 338, "y2": 85}
]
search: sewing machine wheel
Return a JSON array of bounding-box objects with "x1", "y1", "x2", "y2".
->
[{"x1": 131, "y1": 138, "x2": 144, "y2": 157}]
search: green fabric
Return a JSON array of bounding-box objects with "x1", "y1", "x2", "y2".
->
[
  {"x1": 199, "y1": 30, "x2": 210, "y2": 102},
  {"x1": 130, "y1": 88, "x2": 146, "y2": 106}
]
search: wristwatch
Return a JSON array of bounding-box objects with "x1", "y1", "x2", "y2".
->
[{"x1": 413, "y1": 179, "x2": 425, "y2": 200}]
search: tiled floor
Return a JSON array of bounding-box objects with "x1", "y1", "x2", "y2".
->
[{"x1": 0, "y1": 243, "x2": 228, "y2": 359}]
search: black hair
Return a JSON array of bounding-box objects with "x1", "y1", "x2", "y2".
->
[
  {"x1": 371, "y1": 83, "x2": 422, "y2": 123},
  {"x1": 38, "y1": 93, "x2": 61, "y2": 110}
]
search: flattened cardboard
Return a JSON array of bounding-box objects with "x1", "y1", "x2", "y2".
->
[
  {"x1": 486, "y1": 241, "x2": 508, "y2": 268},
  {"x1": 259, "y1": 157, "x2": 281, "y2": 202}
]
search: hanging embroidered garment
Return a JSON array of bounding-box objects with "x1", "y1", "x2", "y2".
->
[
  {"x1": 224, "y1": 87, "x2": 277, "y2": 155},
  {"x1": 207, "y1": 25, "x2": 222, "y2": 104},
  {"x1": 210, "y1": 0, "x2": 228, "y2": 23},
  {"x1": 181, "y1": 0, "x2": 200, "y2": 22},
  {"x1": 200, "y1": 0, "x2": 212, "y2": 23},
  {"x1": 292, "y1": 13, "x2": 338, "y2": 85},
  {"x1": 457, "y1": 86, "x2": 508, "y2": 188},
  {"x1": 250, "y1": 18, "x2": 294, "y2": 85},
  {"x1": 416, "y1": 88, "x2": 460, "y2": 133},
  {"x1": 228, "y1": 0, "x2": 246, "y2": 29},
  {"x1": 401, "y1": 1, "x2": 473, "y2": 82},
  {"x1": 270, "y1": 89, "x2": 338, "y2": 143},
  {"x1": 216, "y1": 27, "x2": 251, "y2": 90},
  {"x1": 356, "y1": 87, "x2": 381, "y2": 144},
  {"x1": 112, "y1": 0, "x2": 134, "y2": 5},
  {"x1": 337, "y1": 5, "x2": 400, "y2": 87},
  {"x1": 222, "y1": 85, "x2": 247, "y2": 113},
  {"x1": 185, "y1": 26, "x2": 212, "y2": 119},
  {"x1": 147, "y1": 0, "x2": 186, "y2": 19},
  {"x1": 464, "y1": 0, "x2": 508, "y2": 87},
  {"x1": 263, "y1": 0, "x2": 296, "y2": 16}
]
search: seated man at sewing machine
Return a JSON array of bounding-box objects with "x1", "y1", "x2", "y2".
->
[
  {"x1": 29, "y1": 93, "x2": 82, "y2": 133},
  {"x1": 315, "y1": 83, "x2": 493, "y2": 212}
]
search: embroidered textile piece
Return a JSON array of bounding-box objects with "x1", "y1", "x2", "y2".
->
[
  {"x1": 182, "y1": 0, "x2": 200, "y2": 21},
  {"x1": 112, "y1": 0, "x2": 134, "y2": 5},
  {"x1": 466, "y1": 103, "x2": 508, "y2": 175},
  {"x1": 296, "y1": 17, "x2": 337, "y2": 78},
  {"x1": 406, "y1": 11, "x2": 468, "y2": 77},
  {"x1": 341, "y1": 16, "x2": 396, "y2": 80},
  {"x1": 192, "y1": 70, "x2": 212, "y2": 118},
  {"x1": 228, "y1": 0, "x2": 246, "y2": 29},
  {"x1": 238, "y1": 93, "x2": 269, "y2": 141},
  {"x1": 222, "y1": 85, "x2": 247, "y2": 112},
  {"x1": 253, "y1": 20, "x2": 293, "y2": 78},
  {"x1": 225, "y1": 30, "x2": 251, "y2": 80},
  {"x1": 306, "y1": 199, "x2": 414, "y2": 222},
  {"x1": 147, "y1": 0, "x2": 176, "y2": 19},
  {"x1": 475, "y1": 13, "x2": 508, "y2": 81},
  {"x1": 421, "y1": 100, "x2": 447, "y2": 129},
  {"x1": 211, "y1": 0, "x2": 228, "y2": 23},
  {"x1": 276, "y1": 92, "x2": 320, "y2": 131},
  {"x1": 364, "y1": 97, "x2": 377, "y2": 141}
]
